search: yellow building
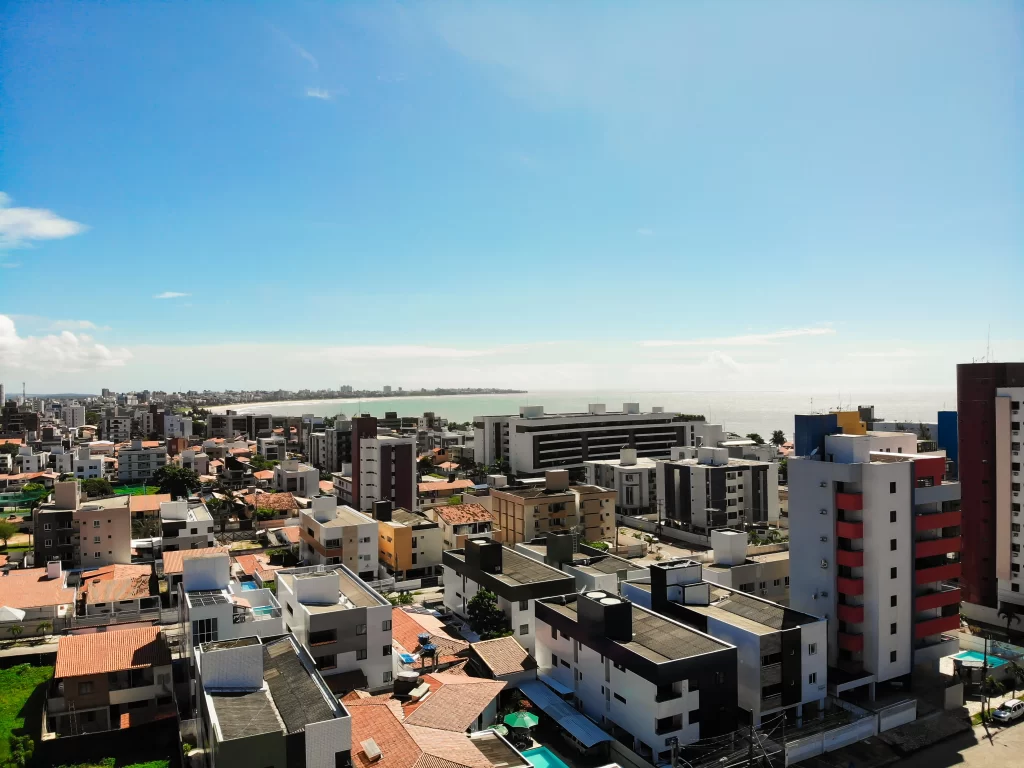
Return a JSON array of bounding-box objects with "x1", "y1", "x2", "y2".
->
[
  {"x1": 830, "y1": 410, "x2": 867, "y2": 436},
  {"x1": 377, "y1": 508, "x2": 442, "y2": 580}
]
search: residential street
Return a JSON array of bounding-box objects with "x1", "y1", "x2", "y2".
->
[{"x1": 899, "y1": 722, "x2": 1024, "y2": 768}]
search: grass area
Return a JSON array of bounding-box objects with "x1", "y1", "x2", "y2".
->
[
  {"x1": 970, "y1": 709, "x2": 995, "y2": 726},
  {"x1": 229, "y1": 541, "x2": 261, "y2": 551},
  {"x1": 55, "y1": 760, "x2": 170, "y2": 768},
  {"x1": 0, "y1": 663, "x2": 53, "y2": 761},
  {"x1": 112, "y1": 486, "x2": 161, "y2": 496}
]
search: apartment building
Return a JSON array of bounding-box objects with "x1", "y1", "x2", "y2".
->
[
  {"x1": 195, "y1": 635, "x2": 351, "y2": 768},
  {"x1": 35, "y1": 482, "x2": 78, "y2": 567},
  {"x1": 351, "y1": 417, "x2": 416, "y2": 512},
  {"x1": 788, "y1": 432, "x2": 962, "y2": 690},
  {"x1": 442, "y1": 539, "x2": 575, "y2": 654},
  {"x1": 572, "y1": 483, "x2": 616, "y2": 542},
  {"x1": 277, "y1": 564, "x2": 394, "y2": 691},
  {"x1": 656, "y1": 447, "x2": 780, "y2": 534},
  {"x1": 995, "y1": 385, "x2": 1024, "y2": 611},
  {"x1": 46, "y1": 627, "x2": 173, "y2": 737},
  {"x1": 273, "y1": 459, "x2": 319, "y2": 497},
  {"x1": 298, "y1": 496, "x2": 377, "y2": 579},
  {"x1": 307, "y1": 422, "x2": 353, "y2": 473},
  {"x1": 585, "y1": 448, "x2": 658, "y2": 514},
  {"x1": 63, "y1": 405, "x2": 86, "y2": 428},
  {"x1": 474, "y1": 404, "x2": 702, "y2": 476},
  {"x1": 75, "y1": 500, "x2": 132, "y2": 566},
  {"x1": 163, "y1": 414, "x2": 192, "y2": 438},
  {"x1": 533, "y1": 588, "x2": 737, "y2": 761},
  {"x1": 432, "y1": 502, "x2": 493, "y2": 550},
  {"x1": 179, "y1": 553, "x2": 283, "y2": 652},
  {"x1": 100, "y1": 413, "x2": 132, "y2": 442},
  {"x1": 179, "y1": 449, "x2": 210, "y2": 476},
  {"x1": 14, "y1": 446, "x2": 48, "y2": 473},
  {"x1": 623, "y1": 559, "x2": 826, "y2": 726},
  {"x1": 515, "y1": 532, "x2": 648, "y2": 592},
  {"x1": 491, "y1": 470, "x2": 614, "y2": 545},
  {"x1": 258, "y1": 435, "x2": 288, "y2": 461},
  {"x1": 956, "y1": 363, "x2": 1024, "y2": 616},
  {"x1": 699, "y1": 529, "x2": 790, "y2": 604},
  {"x1": 117, "y1": 440, "x2": 167, "y2": 483},
  {"x1": 375, "y1": 504, "x2": 442, "y2": 580},
  {"x1": 72, "y1": 446, "x2": 104, "y2": 479},
  {"x1": 160, "y1": 500, "x2": 215, "y2": 552}
]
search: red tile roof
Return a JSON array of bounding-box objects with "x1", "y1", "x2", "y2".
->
[
  {"x1": 418, "y1": 479, "x2": 475, "y2": 494},
  {"x1": 470, "y1": 637, "x2": 536, "y2": 677},
  {"x1": 55, "y1": 626, "x2": 170, "y2": 679},
  {"x1": 80, "y1": 564, "x2": 153, "y2": 604},
  {"x1": 0, "y1": 438, "x2": 23, "y2": 446},
  {"x1": 243, "y1": 491, "x2": 298, "y2": 512},
  {"x1": 162, "y1": 545, "x2": 230, "y2": 575},
  {"x1": 402, "y1": 674, "x2": 505, "y2": 732},
  {"x1": 319, "y1": 480, "x2": 334, "y2": 493},
  {"x1": 434, "y1": 503, "x2": 492, "y2": 526},
  {"x1": 253, "y1": 470, "x2": 274, "y2": 480},
  {"x1": 233, "y1": 553, "x2": 279, "y2": 579},
  {"x1": 0, "y1": 568, "x2": 75, "y2": 609},
  {"x1": 348, "y1": 700, "x2": 422, "y2": 768},
  {"x1": 391, "y1": 609, "x2": 469, "y2": 666},
  {"x1": 128, "y1": 494, "x2": 172, "y2": 515}
]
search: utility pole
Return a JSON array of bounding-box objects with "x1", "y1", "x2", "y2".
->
[
  {"x1": 982, "y1": 635, "x2": 989, "y2": 722},
  {"x1": 748, "y1": 721, "x2": 755, "y2": 766}
]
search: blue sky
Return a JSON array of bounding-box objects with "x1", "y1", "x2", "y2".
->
[{"x1": 1, "y1": 0, "x2": 1021, "y2": 393}]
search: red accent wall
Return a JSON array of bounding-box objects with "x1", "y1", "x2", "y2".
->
[
  {"x1": 913, "y1": 457, "x2": 946, "y2": 487},
  {"x1": 957, "y1": 363, "x2": 1024, "y2": 607},
  {"x1": 394, "y1": 443, "x2": 414, "y2": 511}
]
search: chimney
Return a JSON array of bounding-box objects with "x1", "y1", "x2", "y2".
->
[
  {"x1": 577, "y1": 590, "x2": 632, "y2": 643},
  {"x1": 588, "y1": 404, "x2": 607, "y2": 415},
  {"x1": 465, "y1": 538, "x2": 503, "y2": 574},
  {"x1": 711, "y1": 529, "x2": 747, "y2": 567},
  {"x1": 374, "y1": 500, "x2": 393, "y2": 522}
]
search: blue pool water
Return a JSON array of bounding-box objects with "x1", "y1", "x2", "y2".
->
[
  {"x1": 252, "y1": 605, "x2": 274, "y2": 617},
  {"x1": 954, "y1": 650, "x2": 1008, "y2": 668},
  {"x1": 240, "y1": 582, "x2": 257, "y2": 591},
  {"x1": 522, "y1": 748, "x2": 570, "y2": 768}
]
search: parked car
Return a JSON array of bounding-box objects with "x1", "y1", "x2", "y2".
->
[{"x1": 992, "y1": 699, "x2": 1024, "y2": 724}]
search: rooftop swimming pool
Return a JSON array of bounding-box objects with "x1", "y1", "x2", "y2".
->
[
  {"x1": 953, "y1": 650, "x2": 1008, "y2": 668},
  {"x1": 240, "y1": 581, "x2": 258, "y2": 591},
  {"x1": 522, "y1": 747, "x2": 570, "y2": 768}
]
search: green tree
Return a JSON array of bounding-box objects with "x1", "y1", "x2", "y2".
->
[
  {"x1": 746, "y1": 433, "x2": 766, "y2": 446},
  {"x1": 467, "y1": 588, "x2": 511, "y2": 639},
  {"x1": 5, "y1": 734, "x2": 34, "y2": 768},
  {"x1": 152, "y1": 465, "x2": 200, "y2": 499},
  {"x1": 0, "y1": 521, "x2": 16, "y2": 547},
  {"x1": 35, "y1": 621, "x2": 52, "y2": 636},
  {"x1": 82, "y1": 478, "x2": 113, "y2": 497},
  {"x1": 21, "y1": 483, "x2": 45, "y2": 495},
  {"x1": 417, "y1": 456, "x2": 434, "y2": 474},
  {"x1": 769, "y1": 430, "x2": 787, "y2": 448},
  {"x1": 249, "y1": 454, "x2": 279, "y2": 472},
  {"x1": 999, "y1": 603, "x2": 1022, "y2": 643},
  {"x1": 1007, "y1": 661, "x2": 1024, "y2": 697},
  {"x1": 387, "y1": 592, "x2": 414, "y2": 607},
  {"x1": 7, "y1": 625, "x2": 23, "y2": 640},
  {"x1": 85, "y1": 410, "x2": 101, "y2": 424},
  {"x1": 0, "y1": 444, "x2": 20, "y2": 457}
]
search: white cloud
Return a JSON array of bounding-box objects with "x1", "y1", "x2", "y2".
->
[
  {"x1": 154, "y1": 291, "x2": 190, "y2": 299},
  {"x1": 642, "y1": 327, "x2": 836, "y2": 347},
  {"x1": 305, "y1": 87, "x2": 332, "y2": 100},
  {"x1": 268, "y1": 24, "x2": 318, "y2": 69},
  {"x1": 0, "y1": 192, "x2": 87, "y2": 248},
  {"x1": 49, "y1": 320, "x2": 112, "y2": 331},
  {"x1": 636, "y1": 228, "x2": 654, "y2": 236},
  {"x1": 0, "y1": 314, "x2": 130, "y2": 373}
]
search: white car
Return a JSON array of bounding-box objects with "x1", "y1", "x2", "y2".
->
[{"x1": 992, "y1": 699, "x2": 1024, "y2": 724}]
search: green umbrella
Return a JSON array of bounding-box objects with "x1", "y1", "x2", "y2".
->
[
  {"x1": 490, "y1": 725, "x2": 509, "y2": 736},
  {"x1": 504, "y1": 712, "x2": 539, "y2": 729}
]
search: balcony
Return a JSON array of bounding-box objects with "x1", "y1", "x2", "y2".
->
[
  {"x1": 837, "y1": 603, "x2": 865, "y2": 623},
  {"x1": 914, "y1": 635, "x2": 959, "y2": 666},
  {"x1": 915, "y1": 509, "x2": 961, "y2": 532},
  {"x1": 914, "y1": 537, "x2": 962, "y2": 559},
  {"x1": 838, "y1": 632, "x2": 864, "y2": 652},
  {"x1": 837, "y1": 576, "x2": 864, "y2": 596},
  {"x1": 914, "y1": 614, "x2": 960, "y2": 640},
  {"x1": 836, "y1": 520, "x2": 864, "y2": 539},
  {"x1": 915, "y1": 587, "x2": 961, "y2": 612},
  {"x1": 915, "y1": 562, "x2": 961, "y2": 585},
  {"x1": 836, "y1": 549, "x2": 864, "y2": 567},
  {"x1": 836, "y1": 492, "x2": 863, "y2": 511},
  {"x1": 914, "y1": 482, "x2": 961, "y2": 506},
  {"x1": 655, "y1": 686, "x2": 682, "y2": 703}
]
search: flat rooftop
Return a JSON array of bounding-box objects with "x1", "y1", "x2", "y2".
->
[
  {"x1": 493, "y1": 485, "x2": 575, "y2": 499},
  {"x1": 665, "y1": 457, "x2": 770, "y2": 468},
  {"x1": 682, "y1": 588, "x2": 819, "y2": 635},
  {"x1": 277, "y1": 566, "x2": 386, "y2": 610},
  {"x1": 448, "y1": 547, "x2": 570, "y2": 587},
  {"x1": 542, "y1": 597, "x2": 729, "y2": 662},
  {"x1": 584, "y1": 456, "x2": 659, "y2": 467},
  {"x1": 703, "y1": 550, "x2": 790, "y2": 571},
  {"x1": 311, "y1": 505, "x2": 372, "y2": 528},
  {"x1": 519, "y1": 543, "x2": 637, "y2": 575},
  {"x1": 211, "y1": 689, "x2": 284, "y2": 740}
]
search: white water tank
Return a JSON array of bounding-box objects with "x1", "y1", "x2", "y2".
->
[{"x1": 619, "y1": 448, "x2": 637, "y2": 466}]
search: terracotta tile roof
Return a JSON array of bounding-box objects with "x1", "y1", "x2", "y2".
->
[
  {"x1": 0, "y1": 568, "x2": 75, "y2": 609},
  {"x1": 128, "y1": 494, "x2": 172, "y2": 514},
  {"x1": 348, "y1": 700, "x2": 422, "y2": 768},
  {"x1": 418, "y1": 479, "x2": 475, "y2": 494},
  {"x1": 55, "y1": 626, "x2": 170, "y2": 678},
  {"x1": 437, "y1": 462, "x2": 460, "y2": 471},
  {"x1": 243, "y1": 491, "x2": 298, "y2": 512},
  {"x1": 273, "y1": 526, "x2": 301, "y2": 544},
  {"x1": 141, "y1": 441, "x2": 162, "y2": 448},
  {"x1": 253, "y1": 470, "x2": 274, "y2": 480},
  {"x1": 233, "y1": 553, "x2": 279, "y2": 579},
  {"x1": 440, "y1": 659, "x2": 469, "y2": 676},
  {"x1": 0, "y1": 438, "x2": 23, "y2": 445},
  {"x1": 392, "y1": 609, "x2": 469, "y2": 665},
  {"x1": 229, "y1": 447, "x2": 251, "y2": 455},
  {"x1": 402, "y1": 674, "x2": 505, "y2": 732},
  {"x1": 434, "y1": 503, "x2": 492, "y2": 526},
  {"x1": 405, "y1": 726, "x2": 492, "y2": 768},
  {"x1": 319, "y1": 480, "x2": 334, "y2": 493},
  {"x1": 470, "y1": 637, "x2": 536, "y2": 678},
  {"x1": 208, "y1": 459, "x2": 224, "y2": 468},
  {"x1": 80, "y1": 564, "x2": 153, "y2": 604},
  {"x1": 162, "y1": 545, "x2": 230, "y2": 575}
]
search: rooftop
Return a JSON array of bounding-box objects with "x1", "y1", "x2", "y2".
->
[
  {"x1": 79, "y1": 563, "x2": 153, "y2": 604},
  {"x1": 686, "y1": 588, "x2": 821, "y2": 634},
  {"x1": 55, "y1": 626, "x2": 170, "y2": 678},
  {"x1": 243, "y1": 491, "x2": 298, "y2": 512},
  {"x1": 128, "y1": 494, "x2": 173, "y2": 514},
  {"x1": 0, "y1": 568, "x2": 75, "y2": 609},
  {"x1": 278, "y1": 565, "x2": 387, "y2": 610},
  {"x1": 307, "y1": 504, "x2": 376, "y2": 528},
  {"x1": 162, "y1": 545, "x2": 231, "y2": 575},
  {"x1": 391, "y1": 608, "x2": 469, "y2": 665},
  {"x1": 703, "y1": 550, "x2": 790, "y2": 571},
  {"x1": 418, "y1": 479, "x2": 475, "y2": 494},
  {"x1": 471, "y1": 637, "x2": 537, "y2": 678},
  {"x1": 402, "y1": 674, "x2": 506, "y2": 732},
  {"x1": 447, "y1": 547, "x2": 571, "y2": 588},
  {"x1": 209, "y1": 689, "x2": 283, "y2": 740},
  {"x1": 491, "y1": 485, "x2": 574, "y2": 500},
  {"x1": 433, "y1": 503, "x2": 492, "y2": 526}
]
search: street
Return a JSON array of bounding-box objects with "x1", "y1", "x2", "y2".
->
[{"x1": 899, "y1": 722, "x2": 1024, "y2": 768}]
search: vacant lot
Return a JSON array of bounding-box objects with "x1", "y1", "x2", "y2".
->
[{"x1": 0, "y1": 663, "x2": 53, "y2": 760}]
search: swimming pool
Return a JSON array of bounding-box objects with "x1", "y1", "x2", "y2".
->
[
  {"x1": 252, "y1": 605, "x2": 275, "y2": 617},
  {"x1": 522, "y1": 747, "x2": 571, "y2": 768},
  {"x1": 953, "y1": 650, "x2": 1008, "y2": 668},
  {"x1": 240, "y1": 581, "x2": 258, "y2": 591}
]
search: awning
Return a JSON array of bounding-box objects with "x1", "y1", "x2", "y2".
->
[
  {"x1": 538, "y1": 671, "x2": 573, "y2": 696},
  {"x1": 518, "y1": 680, "x2": 611, "y2": 748}
]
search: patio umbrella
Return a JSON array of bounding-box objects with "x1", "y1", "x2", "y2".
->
[
  {"x1": 503, "y1": 712, "x2": 539, "y2": 729},
  {"x1": 490, "y1": 725, "x2": 509, "y2": 736}
]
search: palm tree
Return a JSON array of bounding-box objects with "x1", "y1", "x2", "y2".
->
[
  {"x1": 770, "y1": 430, "x2": 787, "y2": 448},
  {"x1": 1006, "y1": 661, "x2": 1024, "y2": 696},
  {"x1": 35, "y1": 621, "x2": 52, "y2": 636},
  {"x1": 998, "y1": 603, "x2": 1022, "y2": 643},
  {"x1": 7, "y1": 625, "x2": 23, "y2": 640}
]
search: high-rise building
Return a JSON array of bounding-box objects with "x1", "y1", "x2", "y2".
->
[
  {"x1": 350, "y1": 416, "x2": 415, "y2": 512},
  {"x1": 788, "y1": 432, "x2": 961, "y2": 689},
  {"x1": 957, "y1": 363, "x2": 1024, "y2": 613},
  {"x1": 995, "y1": 384, "x2": 1024, "y2": 612}
]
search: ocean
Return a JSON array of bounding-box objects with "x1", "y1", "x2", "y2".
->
[{"x1": 209, "y1": 390, "x2": 956, "y2": 440}]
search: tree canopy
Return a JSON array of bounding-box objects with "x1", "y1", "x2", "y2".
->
[
  {"x1": 769, "y1": 430, "x2": 786, "y2": 447},
  {"x1": 467, "y1": 588, "x2": 511, "y2": 640},
  {"x1": 746, "y1": 433, "x2": 766, "y2": 446},
  {"x1": 0, "y1": 521, "x2": 17, "y2": 546},
  {"x1": 152, "y1": 465, "x2": 201, "y2": 499}
]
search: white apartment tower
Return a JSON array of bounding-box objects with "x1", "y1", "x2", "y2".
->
[{"x1": 995, "y1": 388, "x2": 1024, "y2": 608}]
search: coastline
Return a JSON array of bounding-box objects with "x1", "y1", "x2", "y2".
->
[{"x1": 208, "y1": 391, "x2": 529, "y2": 414}]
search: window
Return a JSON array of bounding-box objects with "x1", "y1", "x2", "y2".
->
[
  {"x1": 45, "y1": 539, "x2": 53, "y2": 547},
  {"x1": 192, "y1": 617, "x2": 218, "y2": 645},
  {"x1": 890, "y1": 651, "x2": 897, "y2": 663},
  {"x1": 93, "y1": 536, "x2": 100, "y2": 544},
  {"x1": 762, "y1": 652, "x2": 782, "y2": 666},
  {"x1": 78, "y1": 681, "x2": 94, "y2": 695},
  {"x1": 1014, "y1": 584, "x2": 1020, "y2": 593},
  {"x1": 809, "y1": 672, "x2": 817, "y2": 684},
  {"x1": 382, "y1": 619, "x2": 392, "y2": 631},
  {"x1": 784, "y1": 576, "x2": 790, "y2": 586},
  {"x1": 383, "y1": 671, "x2": 393, "y2": 683},
  {"x1": 891, "y1": 595, "x2": 898, "y2": 607},
  {"x1": 759, "y1": 581, "x2": 766, "y2": 590},
  {"x1": 43, "y1": 523, "x2": 51, "y2": 531},
  {"x1": 890, "y1": 482, "x2": 897, "y2": 493},
  {"x1": 890, "y1": 510, "x2": 897, "y2": 523},
  {"x1": 316, "y1": 655, "x2": 337, "y2": 671},
  {"x1": 356, "y1": 649, "x2": 367, "y2": 660},
  {"x1": 808, "y1": 643, "x2": 817, "y2": 655},
  {"x1": 93, "y1": 520, "x2": 100, "y2": 528},
  {"x1": 613, "y1": 693, "x2": 626, "y2": 704},
  {"x1": 520, "y1": 624, "x2": 529, "y2": 635},
  {"x1": 890, "y1": 539, "x2": 897, "y2": 551},
  {"x1": 891, "y1": 623, "x2": 897, "y2": 635},
  {"x1": 356, "y1": 624, "x2": 366, "y2": 636},
  {"x1": 773, "y1": 579, "x2": 781, "y2": 587},
  {"x1": 688, "y1": 709, "x2": 700, "y2": 724},
  {"x1": 560, "y1": 659, "x2": 570, "y2": 668},
  {"x1": 94, "y1": 552, "x2": 101, "y2": 559},
  {"x1": 890, "y1": 567, "x2": 897, "y2": 579},
  {"x1": 519, "y1": 600, "x2": 529, "y2": 611},
  {"x1": 551, "y1": 654, "x2": 559, "y2": 667},
  {"x1": 551, "y1": 626, "x2": 557, "y2": 639}
]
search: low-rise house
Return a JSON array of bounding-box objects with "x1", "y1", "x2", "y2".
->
[
  {"x1": 298, "y1": 496, "x2": 377, "y2": 578},
  {"x1": 391, "y1": 607, "x2": 471, "y2": 673},
  {"x1": 242, "y1": 490, "x2": 300, "y2": 525},
  {"x1": 195, "y1": 634, "x2": 352, "y2": 768},
  {"x1": 129, "y1": 492, "x2": 173, "y2": 521},
  {"x1": 469, "y1": 636, "x2": 538, "y2": 688},
  {"x1": 274, "y1": 459, "x2": 319, "y2": 497},
  {"x1": 622, "y1": 559, "x2": 827, "y2": 727},
  {"x1": 72, "y1": 446, "x2": 104, "y2": 480},
  {"x1": 160, "y1": 500, "x2": 215, "y2": 552},
  {"x1": 432, "y1": 503, "x2": 493, "y2": 550},
  {"x1": 417, "y1": 478, "x2": 475, "y2": 505},
  {"x1": 532, "y1": 588, "x2": 738, "y2": 761},
  {"x1": 0, "y1": 561, "x2": 75, "y2": 634},
  {"x1": 442, "y1": 539, "x2": 575, "y2": 654},
  {"x1": 179, "y1": 553, "x2": 284, "y2": 651},
  {"x1": 162, "y1": 545, "x2": 231, "y2": 606},
  {"x1": 179, "y1": 449, "x2": 210, "y2": 476},
  {"x1": 375, "y1": 505, "x2": 442, "y2": 580},
  {"x1": 77, "y1": 563, "x2": 158, "y2": 618},
  {"x1": 45, "y1": 626, "x2": 174, "y2": 737},
  {"x1": 232, "y1": 552, "x2": 281, "y2": 589},
  {"x1": 277, "y1": 564, "x2": 394, "y2": 693}
]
